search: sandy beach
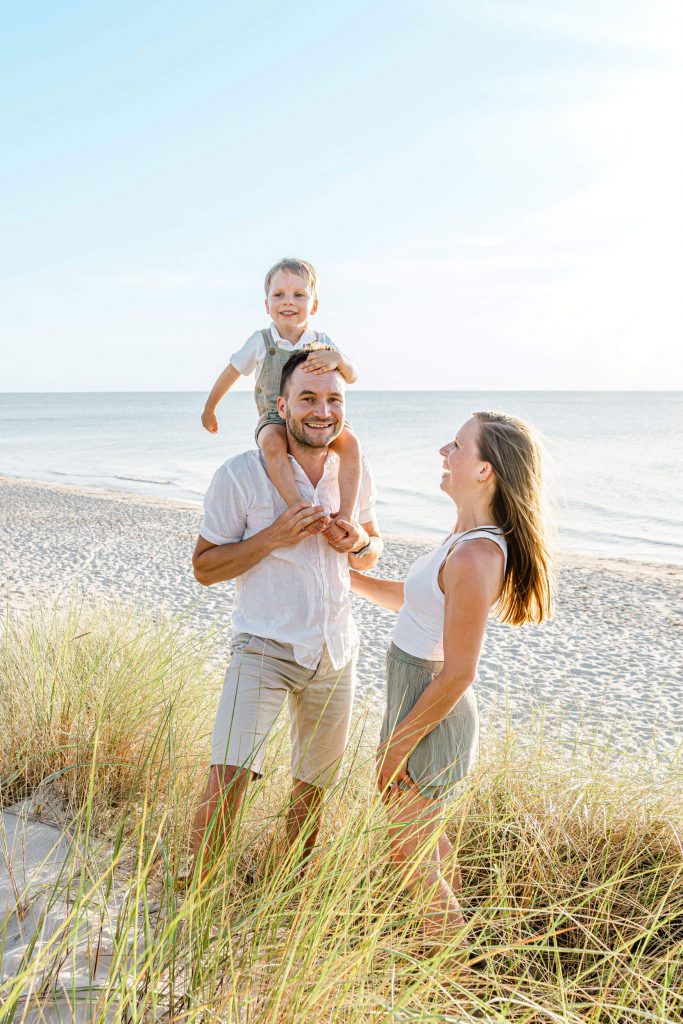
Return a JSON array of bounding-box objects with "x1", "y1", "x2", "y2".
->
[
  {"x1": 1, "y1": 473, "x2": 682, "y2": 1019},
  {"x1": 2, "y1": 475, "x2": 681, "y2": 761}
]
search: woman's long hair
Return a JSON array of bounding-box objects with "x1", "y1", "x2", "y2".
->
[{"x1": 473, "y1": 411, "x2": 554, "y2": 626}]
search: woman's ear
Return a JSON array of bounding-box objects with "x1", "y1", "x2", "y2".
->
[{"x1": 479, "y1": 461, "x2": 493, "y2": 483}]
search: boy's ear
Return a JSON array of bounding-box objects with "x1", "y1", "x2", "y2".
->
[
  {"x1": 310, "y1": 298, "x2": 318, "y2": 315},
  {"x1": 264, "y1": 297, "x2": 271, "y2": 314}
]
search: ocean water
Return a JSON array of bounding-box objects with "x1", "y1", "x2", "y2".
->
[{"x1": 1, "y1": 391, "x2": 681, "y2": 565}]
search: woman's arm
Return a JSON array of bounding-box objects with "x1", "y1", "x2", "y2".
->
[
  {"x1": 349, "y1": 569, "x2": 404, "y2": 612},
  {"x1": 376, "y1": 541, "x2": 503, "y2": 790}
]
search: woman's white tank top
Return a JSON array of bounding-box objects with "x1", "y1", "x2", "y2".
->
[{"x1": 392, "y1": 527, "x2": 508, "y2": 662}]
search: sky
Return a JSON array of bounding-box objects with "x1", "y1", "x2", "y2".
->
[{"x1": 1, "y1": 0, "x2": 682, "y2": 392}]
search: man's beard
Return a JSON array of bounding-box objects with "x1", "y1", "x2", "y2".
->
[{"x1": 286, "y1": 415, "x2": 342, "y2": 450}]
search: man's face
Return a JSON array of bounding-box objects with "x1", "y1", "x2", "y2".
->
[{"x1": 277, "y1": 365, "x2": 345, "y2": 449}]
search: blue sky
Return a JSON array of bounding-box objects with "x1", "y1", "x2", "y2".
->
[{"x1": 2, "y1": 0, "x2": 681, "y2": 391}]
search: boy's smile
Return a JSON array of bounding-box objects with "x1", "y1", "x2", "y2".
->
[{"x1": 265, "y1": 269, "x2": 318, "y2": 342}]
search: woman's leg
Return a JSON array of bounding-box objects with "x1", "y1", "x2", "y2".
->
[
  {"x1": 384, "y1": 784, "x2": 466, "y2": 943},
  {"x1": 437, "y1": 833, "x2": 463, "y2": 894}
]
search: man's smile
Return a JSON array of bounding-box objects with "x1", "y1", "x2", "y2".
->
[{"x1": 304, "y1": 420, "x2": 334, "y2": 430}]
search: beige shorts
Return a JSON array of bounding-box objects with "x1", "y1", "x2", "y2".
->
[{"x1": 211, "y1": 633, "x2": 356, "y2": 788}]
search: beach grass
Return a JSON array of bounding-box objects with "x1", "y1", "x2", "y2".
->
[{"x1": 1, "y1": 605, "x2": 682, "y2": 1023}]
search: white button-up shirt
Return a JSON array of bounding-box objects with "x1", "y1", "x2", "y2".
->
[
  {"x1": 199, "y1": 449, "x2": 377, "y2": 670},
  {"x1": 229, "y1": 322, "x2": 336, "y2": 379}
]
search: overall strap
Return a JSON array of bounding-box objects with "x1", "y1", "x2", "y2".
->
[{"x1": 260, "y1": 327, "x2": 274, "y2": 352}]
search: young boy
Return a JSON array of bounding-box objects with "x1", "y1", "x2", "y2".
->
[{"x1": 202, "y1": 258, "x2": 361, "y2": 544}]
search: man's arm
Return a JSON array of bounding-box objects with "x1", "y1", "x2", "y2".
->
[
  {"x1": 340, "y1": 514, "x2": 382, "y2": 571},
  {"x1": 348, "y1": 525, "x2": 382, "y2": 570},
  {"x1": 193, "y1": 502, "x2": 329, "y2": 586}
]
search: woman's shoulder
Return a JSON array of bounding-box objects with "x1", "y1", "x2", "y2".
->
[{"x1": 441, "y1": 536, "x2": 505, "y2": 594}]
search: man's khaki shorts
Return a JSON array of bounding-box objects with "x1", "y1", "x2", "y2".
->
[{"x1": 211, "y1": 633, "x2": 356, "y2": 788}]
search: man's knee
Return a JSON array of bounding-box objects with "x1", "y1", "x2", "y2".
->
[{"x1": 208, "y1": 763, "x2": 254, "y2": 797}]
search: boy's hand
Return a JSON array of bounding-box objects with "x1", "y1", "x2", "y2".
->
[
  {"x1": 202, "y1": 408, "x2": 219, "y2": 433},
  {"x1": 302, "y1": 350, "x2": 340, "y2": 375}
]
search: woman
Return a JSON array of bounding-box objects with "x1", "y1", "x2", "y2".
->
[{"x1": 350, "y1": 411, "x2": 554, "y2": 945}]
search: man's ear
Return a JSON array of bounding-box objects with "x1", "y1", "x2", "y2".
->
[{"x1": 277, "y1": 395, "x2": 286, "y2": 418}]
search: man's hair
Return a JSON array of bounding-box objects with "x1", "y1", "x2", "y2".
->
[
  {"x1": 280, "y1": 343, "x2": 334, "y2": 398},
  {"x1": 264, "y1": 258, "x2": 318, "y2": 299}
]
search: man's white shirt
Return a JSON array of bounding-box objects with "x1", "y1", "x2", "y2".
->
[
  {"x1": 229, "y1": 322, "x2": 337, "y2": 380},
  {"x1": 200, "y1": 449, "x2": 376, "y2": 670}
]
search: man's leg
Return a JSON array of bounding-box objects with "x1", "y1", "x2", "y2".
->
[
  {"x1": 191, "y1": 763, "x2": 254, "y2": 876},
  {"x1": 284, "y1": 648, "x2": 356, "y2": 868},
  {"x1": 194, "y1": 634, "x2": 288, "y2": 877},
  {"x1": 285, "y1": 778, "x2": 325, "y2": 865}
]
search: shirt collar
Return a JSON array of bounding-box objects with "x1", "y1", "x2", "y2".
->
[
  {"x1": 288, "y1": 449, "x2": 339, "y2": 485},
  {"x1": 257, "y1": 448, "x2": 339, "y2": 487},
  {"x1": 269, "y1": 321, "x2": 318, "y2": 347}
]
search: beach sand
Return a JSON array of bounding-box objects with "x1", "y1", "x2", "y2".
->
[
  {"x1": 2, "y1": 475, "x2": 681, "y2": 761},
  {"x1": 1, "y1": 474, "x2": 682, "y2": 1016}
]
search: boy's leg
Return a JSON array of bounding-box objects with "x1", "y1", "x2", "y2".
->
[
  {"x1": 258, "y1": 423, "x2": 304, "y2": 506},
  {"x1": 325, "y1": 426, "x2": 362, "y2": 544}
]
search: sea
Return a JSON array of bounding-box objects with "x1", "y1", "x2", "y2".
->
[{"x1": 1, "y1": 391, "x2": 681, "y2": 565}]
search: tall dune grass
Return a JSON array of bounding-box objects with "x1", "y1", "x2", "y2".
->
[{"x1": 1, "y1": 605, "x2": 681, "y2": 1023}]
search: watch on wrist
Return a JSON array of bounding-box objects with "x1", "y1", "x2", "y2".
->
[{"x1": 352, "y1": 535, "x2": 372, "y2": 557}]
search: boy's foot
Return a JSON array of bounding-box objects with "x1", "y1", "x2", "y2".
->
[
  {"x1": 297, "y1": 504, "x2": 329, "y2": 534},
  {"x1": 322, "y1": 518, "x2": 350, "y2": 545}
]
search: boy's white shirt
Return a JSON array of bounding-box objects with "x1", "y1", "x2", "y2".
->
[{"x1": 229, "y1": 322, "x2": 337, "y2": 379}]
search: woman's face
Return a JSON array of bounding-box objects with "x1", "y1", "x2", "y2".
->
[{"x1": 439, "y1": 417, "x2": 485, "y2": 502}]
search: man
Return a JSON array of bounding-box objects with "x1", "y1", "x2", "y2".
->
[{"x1": 191, "y1": 349, "x2": 382, "y2": 872}]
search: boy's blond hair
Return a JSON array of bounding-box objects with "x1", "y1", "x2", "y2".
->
[{"x1": 264, "y1": 258, "x2": 318, "y2": 300}]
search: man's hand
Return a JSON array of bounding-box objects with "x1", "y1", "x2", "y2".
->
[
  {"x1": 322, "y1": 515, "x2": 368, "y2": 554},
  {"x1": 301, "y1": 350, "x2": 340, "y2": 375},
  {"x1": 267, "y1": 502, "x2": 330, "y2": 548}
]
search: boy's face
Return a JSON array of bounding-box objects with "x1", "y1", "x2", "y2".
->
[{"x1": 265, "y1": 270, "x2": 318, "y2": 335}]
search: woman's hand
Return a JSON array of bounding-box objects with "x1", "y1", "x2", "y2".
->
[{"x1": 376, "y1": 734, "x2": 414, "y2": 793}]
